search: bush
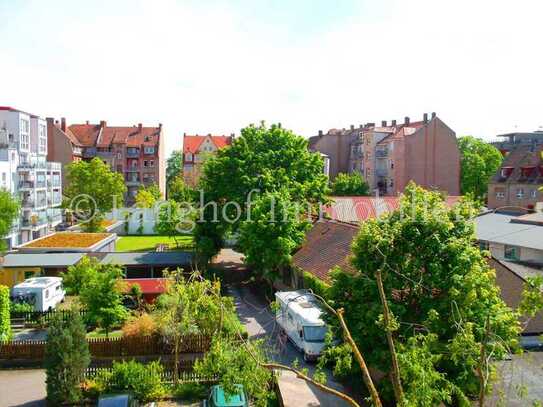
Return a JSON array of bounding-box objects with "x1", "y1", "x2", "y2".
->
[
  {"x1": 0, "y1": 285, "x2": 11, "y2": 341},
  {"x1": 94, "y1": 360, "x2": 166, "y2": 402},
  {"x1": 172, "y1": 382, "x2": 208, "y2": 401},
  {"x1": 10, "y1": 301, "x2": 34, "y2": 313},
  {"x1": 121, "y1": 313, "x2": 157, "y2": 337}
]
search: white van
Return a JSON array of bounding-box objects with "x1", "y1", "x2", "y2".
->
[
  {"x1": 275, "y1": 290, "x2": 328, "y2": 361},
  {"x1": 11, "y1": 277, "x2": 65, "y2": 312}
]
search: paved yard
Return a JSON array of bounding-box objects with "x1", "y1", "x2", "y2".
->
[{"x1": 0, "y1": 369, "x2": 46, "y2": 406}]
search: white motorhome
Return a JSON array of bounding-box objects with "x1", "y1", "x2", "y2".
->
[
  {"x1": 275, "y1": 290, "x2": 328, "y2": 361},
  {"x1": 11, "y1": 277, "x2": 65, "y2": 312}
]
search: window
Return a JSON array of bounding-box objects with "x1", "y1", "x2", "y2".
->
[
  {"x1": 504, "y1": 245, "x2": 520, "y2": 261},
  {"x1": 531, "y1": 189, "x2": 537, "y2": 198},
  {"x1": 186, "y1": 153, "x2": 193, "y2": 161},
  {"x1": 496, "y1": 191, "x2": 505, "y2": 199},
  {"x1": 516, "y1": 188, "x2": 524, "y2": 199},
  {"x1": 143, "y1": 160, "x2": 148, "y2": 167},
  {"x1": 20, "y1": 118, "x2": 30, "y2": 150},
  {"x1": 479, "y1": 241, "x2": 489, "y2": 251},
  {"x1": 45, "y1": 289, "x2": 49, "y2": 299},
  {"x1": 149, "y1": 160, "x2": 154, "y2": 167},
  {"x1": 38, "y1": 124, "x2": 46, "y2": 153},
  {"x1": 144, "y1": 146, "x2": 155, "y2": 154}
]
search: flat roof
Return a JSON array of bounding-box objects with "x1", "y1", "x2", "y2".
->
[
  {"x1": 96, "y1": 251, "x2": 193, "y2": 266},
  {"x1": 475, "y1": 212, "x2": 543, "y2": 251},
  {"x1": 2, "y1": 253, "x2": 85, "y2": 268}
]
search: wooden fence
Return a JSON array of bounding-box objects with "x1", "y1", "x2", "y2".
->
[
  {"x1": 10, "y1": 309, "x2": 88, "y2": 325},
  {"x1": 0, "y1": 334, "x2": 210, "y2": 361}
]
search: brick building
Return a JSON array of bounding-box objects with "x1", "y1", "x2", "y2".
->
[
  {"x1": 487, "y1": 131, "x2": 543, "y2": 210},
  {"x1": 309, "y1": 113, "x2": 460, "y2": 196},
  {"x1": 47, "y1": 118, "x2": 165, "y2": 204},
  {"x1": 182, "y1": 133, "x2": 233, "y2": 186}
]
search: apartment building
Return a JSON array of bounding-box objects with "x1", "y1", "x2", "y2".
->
[
  {"x1": 47, "y1": 119, "x2": 165, "y2": 204},
  {"x1": 487, "y1": 132, "x2": 543, "y2": 210},
  {"x1": 310, "y1": 113, "x2": 460, "y2": 196},
  {"x1": 0, "y1": 107, "x2": 62, "y2": 249},
  {"x1": 182, "y1": 133, "x2": 233, "y2": 186}
]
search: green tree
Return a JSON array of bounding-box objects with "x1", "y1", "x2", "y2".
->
[
  {"x1": 195, "y1": 122, "x2": 329, "y2": 268},
  {"x1": 326, "y1": 183, "x2": 520, "y2": 404},
  {"x1": 331, "y1": 172, "x2": 370, "y2": 196},
  {"x1": 155, "y1": 200, "x2": 194, "y2": 247},
  {"x1": 60, "y1": 256, "x2": 99, "y2": 295},
  {"x1": 194, "y1": 337, "x2": 274, "y2": 407},
  {"x1": 166, "y1": 150, "x2": 184, "y2": 190},
  {"x1": 45, "y1": 311, "x2": 90, "y2": 405},
  {"x1": 458, "y1": 136, "x2": 502, "y2": 200},
  {"x1": 79, "y1": 264, "x2": 128, "y2": 336},
  {"x1": 168, "y1": 175, "x2": 195, "y2": 203},
  {"x1": 135, "y1": 183, "x2": 162, "y2": 208},
  {"x1": 0, "y1": 285, "x2": 11, "y2": 341},
  {"x1": 65, "y1": 157, "x2": 126, "y2": 232},
  {"x1": 0, "y1": 189, "x2": 20, "y2": 252}
]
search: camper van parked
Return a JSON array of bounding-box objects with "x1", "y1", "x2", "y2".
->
[
  {"x1": 275, "y1": 290, "x2": 328, "y2": 361},
  {"x1": 11, "y1": 277, "x2": 65, "y2": 312}
]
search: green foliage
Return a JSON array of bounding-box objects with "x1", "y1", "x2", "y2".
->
[
  {"x1": 135, "y1": 183, "x2": 162, "y2": 208},
  {"x1": 172, "y1": 382, "x2": 208, "y2": 401},
  {"x1": 79, "y1": 264, "x2": 128, "y2": 336},
  {"x1": 194, "y1": 337, "x2": 274, "y2": 407},
  {"x1": 238, "y1": 191, "x2": 311, "y2": 282},
  {"x1": 168, "y1": 175, "x2": 196, "y2": 203},
  {"x1": 326, "y1": 183, "x2": 520, "y2": 404},
  {"x1": 458, "y1": 136, "x2": 503, "y2": 200},
  {"x1": 65, "y1": 157, "x2": 126, "y2": 232},
  {"x1": 60, "y1": 256, "x2": 100, "y2": 295},
  {"x1": 302, "y1": 270, "x2": 330, "y2": 299},
  {"x1": 0, "y1": 285, "x2": 11, "y2": 341},
  {"x1": 155, "y1": 200, "x2": 195, "y2": 246},
  {"x1": 166, "y1": 150, "x2": 184, "y2": 188},
  {"x1": 196, "y1": 122, "x2": 329, "y2": 270},
  {"x1": 45, "y1": 311, "x2": 90, "y2": 405},
  {"x1": 94, "y1": 360, "x2": 166, "y2": 402},
  {"x1": 331, "y1": 172, "x2": 370, "y2": 196},
  {"x1": 519, "y1": 276, "x2": 543, "y2": 318},
  {"x1": 10, "y1": 301, "x2": 34, "y2": 313},
  {"x1": 0, "y1": 189, "x2": 19, "y2": 252}
]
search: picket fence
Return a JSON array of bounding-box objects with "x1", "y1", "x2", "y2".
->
[{"x1": 0, "y1": 334, "x2": 210, "y2": 361}]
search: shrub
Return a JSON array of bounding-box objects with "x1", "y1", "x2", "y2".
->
[
  {"x1": 10, "y1": 301, "x2": 34, "y2": 313},
  {"x1": 0, "y1": 285, "x2": 11, "y2": 341},
  {"x1": 94, "y1": 360, "x2": 166, "y2": 402},
  {"x1": 172, "y1": 382, "x2": 208, "y2": 401},
  {"x1": 121, "y1": 313, "x2": 157, "y2": 337}
]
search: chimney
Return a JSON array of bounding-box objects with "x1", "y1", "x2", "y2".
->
[
  {"x1": 60, "y1": 117, "x2": 66, "y2": 132},
  {"x1": 318, "y1": 130, "x2": 323, "y2": 136},
  {"x1": 381, "y1": 120, "x2": 387, "y2": 127},
  {"x1": 183, "y1": 132, "x2": 186, "y2": 137},
  {"x1": 350, "y1": 125, "x2": 354, "y2": 130},
  {"x1": 366, "y1": 122, "x2": 375, "y2": 127},
  {"x1": 391, "y1": 119, "x2": 397, "y2": 126},
  {"x1": 230, "y1": 133, "x2": 235, "y2": 137},
  {"x1": 404, "y1": 116, "x2": 410, "y2": 125},
  {"x1": 100, "y1": 120, "x2": 107, "y2": 128},
  {"x1": 158, "y1": 123, "x2": 162, "y2": 130},
  {"x1": 423, "y1": 113, "x2": 428, "y2": 124},
  {"x1": 138, "y1": 123, "x2": 143, "y2": 132},
  {"x1": 431, "y1": 112, "x2": 436, "y2": 119},
  {"x1": 278, "y1": 122, "x2": 282, "y2": 128},
  {"x1": 359, "y1": 124, "x2": 364, "y2": 129},
  {"x1": 86, "y1": 120, "x2": 89, "y2": 125}
]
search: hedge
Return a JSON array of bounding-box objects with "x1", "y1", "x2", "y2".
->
[{"x1": 0, "y1": 285, "x2": 11, "y2": 341}]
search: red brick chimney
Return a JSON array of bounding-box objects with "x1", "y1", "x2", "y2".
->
[
  {"x1": 100, "y1": 120, "x2": 107, "y2": 128},
  {"x1": 404, "y1": 116, "x2": 410, "y2": 125},
  {"x1": 391, "y1": 119, "x2": 397, "y2": 126},
  {"x1": 381, "y1": 120, "x2": 387, "y2": 127},
  {"x1": 423, "y1": 113, "x2": 428, "y2": 124},
  {"x1": 138, "y1": 123, "x2": 142, "y2": 132},
  {"x1": 61, "y1": 117, "x2": 66, "y2": 132}
]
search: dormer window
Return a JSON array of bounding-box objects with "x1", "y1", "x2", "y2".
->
[
  {"x1": 521, "y1": 166, "x2": 535, "y2": 177},
  {"x1": 500, "y1": 167, "x2": 514, "y2": 178}
]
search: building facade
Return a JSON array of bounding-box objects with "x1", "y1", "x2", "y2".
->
[
  {"x1": 182, "y1": 133, "x2": 233, "y2": 186},
  {"x1": 47, "y1": 119, "x2": 165, "y2": 204},
  {"x1": 487, "y1": 132, "x2": 543, "y2": 210},
  {"x1": 309, "y1": 113, "x2": 461, "y2": 196},
  {"x1": 0, "y1": 107, "x2": 62, "y2": 249}
]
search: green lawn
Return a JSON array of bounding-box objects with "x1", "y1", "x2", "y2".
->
[
  {"x1": 115, "y1": 235, "x2": 193, "y2": 252},
  {"x1": 86, "y1": 328, "x2": 123, "y2": 339}
]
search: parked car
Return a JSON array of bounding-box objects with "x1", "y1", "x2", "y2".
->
[
  {"x1": 203, "y1": 384, "x2": 248, "y2": 407},
  {"x1": 97, "y1": 393, "x2": 139, "y2": 407},
  {"x1": 10, "y1": 277, "x2": 65, "y2": 312},
  {"x1": 275, "y1": 290, "x2": 328, "y2": 361}
]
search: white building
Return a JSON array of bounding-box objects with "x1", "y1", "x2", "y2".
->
[{"x1": 0, "y1": 106, "x2": 62, "y2": 249}]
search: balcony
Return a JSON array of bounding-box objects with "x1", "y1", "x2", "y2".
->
[
  {"x1": 21, "y1": 216, "x2": 48, "y2": 228},
  {"x1": 21, "y1": 198, "x2": 34, "y2": 208},
  {"x1": 126, "y1": 166, "x2": 140, "y2": 172},
  {"x1": 19, "y1": 181, "x2": 34, "y2": 189}
]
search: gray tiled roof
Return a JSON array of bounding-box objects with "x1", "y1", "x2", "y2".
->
[
  {"x1": 475, "y1": 212, "x2": 543, "y2": 251},
  {"x1": 2, "y1": 253, "x2": 85, "y2": 267}
]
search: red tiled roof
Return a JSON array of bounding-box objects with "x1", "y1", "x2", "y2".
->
[
  {"x1": 68, "y1": 123, "x2": 161, "y2": 148},
  {"x1": 123, "y1": 278, "x2": 169, "y2": 294},
  {"x1": 326, "y1": 196, "x2": 462, "y2": 223},
  {"x1": 292, "y1": 220, "x2": 359, "y2": 282},
  {"x1": 183, "y1": 135, "x2": 233, "y2": 154}
]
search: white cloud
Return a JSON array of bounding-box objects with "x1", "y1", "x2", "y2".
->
[{"x1": 0, "y1": 0, "x2": 542, "y2": 159}]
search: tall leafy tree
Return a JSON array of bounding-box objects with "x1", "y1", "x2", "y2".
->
[
  {"x1": 79, "y1": 264, "x2": 128, "y2": 336},
  {"x1": 326, "y1": 183, "x2": 520, "y2": 405},
  {"x1": 331, "y1": 172, "x2": 370, "y2": 196},
  {"x1": 458, "y1": 136, "x2": 502, "y2": 201},
  {"x1": 168, "y1": 175, "x2": 196, "y2": 203},
  {"x1": 135, "y1": 183, "x2": 162, "y2": 208},
  {"x1": 155, "y1": 200, "x2": 195, "y2": 246},
  {"x1": 45, "y1": 311, "x2": 90, "y2": 405},
  {"x1": 65, "y1": 157, "x2": 126, "y2": 232},
  {"x1": 0, "y1": 189, "x2": 20, "y2": 252},
  {"x1": 195, "y1": 122, "x2": 329, "y2": 269},
  {"x1": 166, "y1": 150, "x2": 184, "y2": 191},
  {"x1": 60, "y1": 256, "x2": 99, "y2": 295}
]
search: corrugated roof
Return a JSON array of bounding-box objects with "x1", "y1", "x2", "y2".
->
[
  {"x1": 99, "y1": 251, "x2": 193, "y2": 266},
  {"x1": 475, "y1": 212, "x2": 543, "y2": 251},
  {"x1": 2, "y1": 253, "x2": 85, "y2": 267}
]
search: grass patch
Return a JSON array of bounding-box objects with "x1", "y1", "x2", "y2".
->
[
  {"x1": 86, "y1": 328, "x2": 123, "y2": 339},
  {"x1": 116, "y1": 235, "x2": 193, "y2": 252}
]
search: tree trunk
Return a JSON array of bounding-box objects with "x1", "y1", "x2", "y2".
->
[
  {"x1": 174, "y1": 337, "x2": 180, "y2": 383},
  {"x1": 375, "y1": 269, "x2": 404, "y2": 406},
  {"x1": 337, "y1": 309, "x2": 383, "y2": 407}
]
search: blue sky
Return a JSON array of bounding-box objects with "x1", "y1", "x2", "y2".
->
[{"x1": 1, "y1": 0, "x2": 542, "y2": 158}]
